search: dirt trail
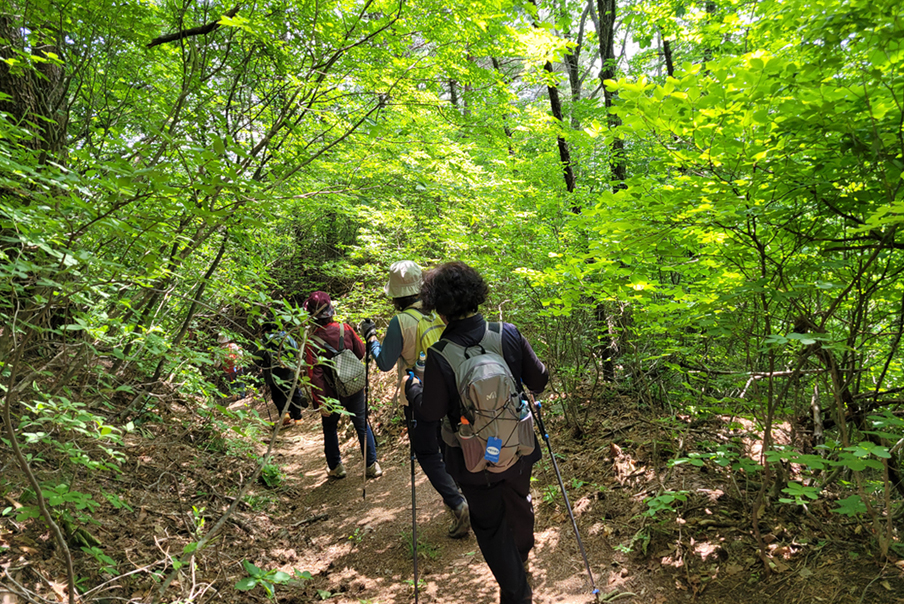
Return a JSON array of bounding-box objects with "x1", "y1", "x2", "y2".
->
[{"x1": 263, "y1": 405, "x2": 601, "y2": 604}]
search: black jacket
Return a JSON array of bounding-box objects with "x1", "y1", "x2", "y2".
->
[{"x1": 414, "y1": 313, "x2": 549, "y2": 485}]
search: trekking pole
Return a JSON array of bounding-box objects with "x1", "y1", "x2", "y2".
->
[
  {"x1": 404, "y1": 388, "x2": 420, "y2": 604},
  {"x1": 363, "y1": 340, "x2": 370, "y2": 500},
  {"x1": 527, "y1": 392, "x2": 598, "y2": 596}
]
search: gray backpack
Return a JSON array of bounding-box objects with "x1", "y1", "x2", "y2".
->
[
  {"x1": 434, "y1": 323, "x2": 535, "y2": 473},
  {"x1": 311, "y1": 324, "x2": 366, "y2": 397}
]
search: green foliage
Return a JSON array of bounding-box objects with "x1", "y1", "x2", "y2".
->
[
  {"x1": 542, "y1": 484, "x2": 559, "y2": 504},
  {"x1": 644, "y1": 491, "x2": 688, "y2": 518},
  {"x1": 348, "y1": 528, "x2": 365, "y2": 544},
  {"x1": 779, "y1": 482, "x2": 820, "y2": 506},
  {"x1": 16, "y1": 395, "x2": 126, "y2": 473},
  {"x1": 2, "y1": 0, "x2": 903, "y2": 586},
  {"x1": 671, "y1": 444, "x2": 762, "y2": 474},
  {"x1": 234, "y1": 560, "x2": 293, "y2": 600},
  {"x1": 15, "y1": 484, "x2": 99, "y2": 526},
  {"x1": 81, "y1": 546, "x2": 117, "y2": 575},
  {"x1": 243, "y1": 493, "x2": 278, "y2": 511},
  {"x1": 399, "y1": 530, "x2": 441, "y2": 561},
  {"x1": 832, "y1": 495, "x2": 868, "y2": 518},
  {"x1": 259, "y1": 463, "x2": 284, "y2": 489},
  {"x1": 614, "y1": 528, "x2": 651, "y2": 555}
]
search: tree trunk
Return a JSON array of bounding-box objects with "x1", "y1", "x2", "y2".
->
[
  {"x1": 595, "y1": 0, "x2": 626, "y2": 187},
  {"x1": 450, "y1": 79, "x2": 459, "y2": 109},
  {"x1": 561, "y1": 0, "x2": 592, "y2": 130},
  {"x1": 662, "y1": 35, "x2": 675, "y2": 77},
  {"x1": 0, "y1": 14, "x2": 68, "y2": 163},
  {"x1": 703, "y1": 1, "x2": 717, "y2": 67},
  {"x1": 531, "y1": 1, "x2": 577, "y2": 197},
  {"x1": 544, "y1": 62, "x2": 577, "y2": 194}
]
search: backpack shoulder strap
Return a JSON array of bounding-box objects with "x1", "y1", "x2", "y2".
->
[
  {"x1": 401, "y1": 307, "x2": 426, "y2": 322},
  {"x1": 310, "y1": 330, "x2": 338, "y2": 356},
  {"x1": 433, "y1": 323, "x2": 490, "y2": 378},
  {"x1": 481, "y1": 322, "x2": 504, "y2": 356},
  {"x1": 431, "y1": 338, "x2": 465, "y2": 374},
  {"x1": 338, "y1": 323, "x2": 345, "y2": 353}
]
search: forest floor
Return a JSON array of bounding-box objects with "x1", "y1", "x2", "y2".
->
[{"x1": 2, "y1": 371, "x2": 904, "y2": 604}]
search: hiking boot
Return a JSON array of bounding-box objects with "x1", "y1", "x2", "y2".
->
[
  {"x1": 446, "y1": 500, "x2": 470, "y2": 538},
  {"x1": 328, "y1": 462, "x2": 347, "y2": 479},
  {"x1": 365, "y1": 462, "x2": 383, "y2": 478}
]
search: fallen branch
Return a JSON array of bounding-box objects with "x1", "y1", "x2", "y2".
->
[
  {"x1": 291, "y1": 513, "x2": 328, "y2": 528},
  {"x1": 676, "y1": 360, "x2": 823, "y2": 378},
  {"x1": 228, "y1": 516, "x2": 253, "y2": 534}
]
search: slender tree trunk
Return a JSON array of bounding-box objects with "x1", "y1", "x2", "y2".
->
[
  {"x1": 595, "y1": 0, "x2": 626, "y2": 187},
  {"x1": 703, "y1": 1, "x2": 717, "y2": 67},
  {"x1": 450, "y1": 79, "x2": 459, "y2": 109},
  {"x1": 662, "y1": 35, "x2": 675, "y2": 77},
  {"x1": 463, "y1": 56, "x2": 473, "y2": 117},
  {"x1": 564, "y1": 52, "x2": 581, "y2": 130},
  {"x1": 590, "y1": 0, "x2": 626, "y2": 374},
  {"x1": 531, "y1": 1, "x2": 577, "y2": 197},
  {"x1": 544, "y1": 62, "x2": 577, "y2": 194},
  {"x1": 560, "y1": 0, "x2": 591, "y2": 130}
]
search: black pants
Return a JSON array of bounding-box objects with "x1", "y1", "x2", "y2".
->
[
  {"x1": 460, "y1": 468, "x2": 534, "y2": 604},
  {"x1": 268, "y1": 370, "x2": 304, "y2": 420},
  {"x1": 404, "y1": 406, "x2": 465, "y2": 508}
]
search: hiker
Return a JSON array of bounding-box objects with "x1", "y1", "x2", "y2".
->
[
  {"x1": 405, "y1": 262, "x2": 548, "y2": 604},
  {"x1": 304, "y1": 290, "x2": 382, "y2": 480},
  {"x1": 253, "y1": 322, "x2": 308, "y2": 427},
  {"x1": 217, "y1": 333, "x2": 246, "y2": 400},
  {"x1": 359, "y1": 260, "x2": 470, "y2": 538}
]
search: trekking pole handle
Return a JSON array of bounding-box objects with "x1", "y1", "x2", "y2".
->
[{"x1": 524, "y1": 392, "x2": 549, "y2": 440}]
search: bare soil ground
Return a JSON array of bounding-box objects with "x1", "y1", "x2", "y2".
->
[{"x1": 2, "y1": 376, "x2": 904, "y2": 604}]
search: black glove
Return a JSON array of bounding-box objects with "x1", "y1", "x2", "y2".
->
[
  {"x1": 359, "y1": 318, "x2": 377, "y2": 341},
  {"x1": 404, "y1": 372, "x2": 423, "y2": 405},
  {"x1": 292, "y1": 390, "x2": 309, "y2": 409}
]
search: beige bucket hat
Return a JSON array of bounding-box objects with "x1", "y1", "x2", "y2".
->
[{"x1": 385, "y1": 260, "x2": 423, "y2": 298}]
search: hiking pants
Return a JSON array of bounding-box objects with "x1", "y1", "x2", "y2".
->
[
  {"x1": 404, "y1": 406, "x2": 465, "y2": 509},
  {"x1": 321, "y1": 389, "x2": 377, "y2": 470},
  {"x1": 460, "y1": 469, "x2": 534, "y2": 604},
  {"x1": 270, "y1": 378, "x2": 303, "y2": 421}
]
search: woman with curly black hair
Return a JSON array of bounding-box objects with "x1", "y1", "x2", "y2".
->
[
  {"x1": 406, "y1": 261, "x2": 549, "y2": 604},
  {"x1": 419, "y1": 260, "x2": 489, "y2": 319}
]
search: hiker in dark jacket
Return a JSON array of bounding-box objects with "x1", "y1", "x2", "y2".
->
[
  {"x1": 359, "y1": 260, "x2": 470, "y2": 538},
  {"x1": 405, "y1": 262, "x2": 548, "y2": 604},
  {"x1": 303, "y1": 291, "x2": 382, "y2": 480},
  {"x1": 253, "y1": 323, "x2": 307, "y2": 427}
]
